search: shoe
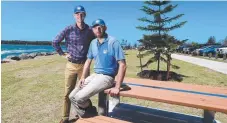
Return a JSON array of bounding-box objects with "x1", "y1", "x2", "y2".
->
[
  {"x1": 85, "y1": 106, "x2": 98, "y2": 116},
  {"x1": 59, "y1": 119, "x2": 69, "y2": 123},
  {"x1": 74, "y1": 99, "x2": 96, "y2": 118},
  {"x1": 83, "y1": 100, "x2": 98, "y2": 117},
  {"x1": 74, "y1": 99, "x2": 97, "y2": 118}
]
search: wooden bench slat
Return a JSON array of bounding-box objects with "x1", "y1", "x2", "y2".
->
[
  {"x1": 77, "y1": 116, "x2": 131, "y2": 123},
  {"x1": 122, "y1": 78, "x2": 227, "y2": 95},
  {"x1": 105, "y1": 86, "x2": 227, "y2": 114}
]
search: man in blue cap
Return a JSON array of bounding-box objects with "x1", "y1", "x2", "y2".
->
[
  {"x1": 52, "y1": 5, "x2": 95, "y2": 123},
  {"x1": 69, "y1": 19, "x2": 127, "y2": 118}
]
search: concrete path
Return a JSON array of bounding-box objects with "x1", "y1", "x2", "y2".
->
[{"x1": 172, "y1": 54, "x2": 227, "y2": 75}]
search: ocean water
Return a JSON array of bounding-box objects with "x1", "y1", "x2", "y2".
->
[{"x1": 1, "y1": 44, "x2": 66, "y2": 60}]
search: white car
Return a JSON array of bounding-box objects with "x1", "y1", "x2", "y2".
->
[{"x1": 216, "y1": 47, "x2": 227, "y2": 55}]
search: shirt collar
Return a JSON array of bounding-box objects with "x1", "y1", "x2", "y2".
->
[
  {"x1": 97, "y1": 34, "x2": 108, "y2": 45},
  {"x1": 75, "y1": 23, "x2": 87, "y2": 31}
]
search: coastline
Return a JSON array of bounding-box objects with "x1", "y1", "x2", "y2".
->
[{"x1": 1, "y1": 52, "x2": 57, "y2": 63}]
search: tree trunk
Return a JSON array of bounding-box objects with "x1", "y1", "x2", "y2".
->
[
  {"x1": 166, "y1": 54, "x2": 170, "y2": 80},
  {"x1": 157, "y1": 52, "x2": 160, "y2": 72},
  {"x1": 157, "y1": 4, "x2": 161, "y2": 73},
  {"x1": 139, "y1": 51, "x2": 143, "y2": 72}
]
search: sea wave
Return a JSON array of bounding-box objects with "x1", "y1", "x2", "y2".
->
[{"x1": 1, "y1": 49, "x2": 48, "y2": 55}]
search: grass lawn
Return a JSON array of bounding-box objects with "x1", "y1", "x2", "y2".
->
[{"x1": 2, "y1": 50, "x2": 227, "y2": 123}]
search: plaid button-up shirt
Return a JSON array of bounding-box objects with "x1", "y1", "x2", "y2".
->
[{"x1": 52, "y1": 24, "x2": 95, "y2": 62}]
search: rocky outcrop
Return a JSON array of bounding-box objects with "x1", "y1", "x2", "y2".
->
[{"x1": 1, "y1": 52, "x2": 57, "y2": 63}]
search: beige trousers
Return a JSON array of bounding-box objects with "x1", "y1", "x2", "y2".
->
[{"x1": 62, "y1": 61, "x2": 84, "y2": 120}]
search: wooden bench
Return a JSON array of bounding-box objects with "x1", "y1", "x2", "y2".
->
[{"x1": 97, "y1": 78, "x2": 227, "y2": 123}]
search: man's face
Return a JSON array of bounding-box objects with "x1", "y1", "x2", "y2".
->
[
  {"x1": 74, "y1": 12, "x2": 85, "y2": 23},
  {"x1": 92, "y1": 25, "x2": 106, "y2": 38}
]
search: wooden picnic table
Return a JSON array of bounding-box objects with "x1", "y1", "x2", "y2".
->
[
  {"x1": 76, "y1": 77, "x2": 227, "y2": 123},
  {"x1": 99, "y1": 77, "x2": 227, "y2": 123}
]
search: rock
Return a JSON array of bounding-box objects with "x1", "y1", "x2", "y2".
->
[
  {"x1": 4, "y1": 51, "x2": 55, "y2": 62},
  {"x1": 40, "y1": 52, "x2": 47, "y2": 56},
  {"x1": 46, "y1": 52, "x2": 54, "y2": 56},
  {"x1": 36, "y1": 52, "x2": 42, "y2": 56},
  {"x1": 6, "y1": 55, "x2": 21, "y2": 61},
  {"x1": 19, "y1": 53, "x2": 30, "y2": 60},
  {"x1": 1, "y1": 60, "x2": 10, "y2": 63},
  {"x1": 29, "y1": 53, "x2": 37, "y2": 58}
]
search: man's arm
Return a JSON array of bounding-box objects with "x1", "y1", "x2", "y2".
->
[
  {"x1": 80, "y1": 59, "x2": 92, "y2": 80},
  {"x1": 52, "y1": 28, "x2": 67, "y2": 56},
  {"x1": 78, "y1": 58, "x2": 92, "y2": 88},
  {"x1": 108, "y1": 59, "x2": 127, "y2": 96},
  {"x1": 115, "y1": 59, "x2": 127, "y2": 89},
  {"x1": 108, "y1": 40, "x2": 127, "y2": 96}
]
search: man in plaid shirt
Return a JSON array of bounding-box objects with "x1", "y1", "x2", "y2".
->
[{"x1": 52, "y1": 5, "x2": 95, "y2": 123}]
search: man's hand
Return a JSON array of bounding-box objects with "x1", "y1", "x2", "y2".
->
[
  {"x1": 62, "y1": 53, "x2": 71, "y2": 59},
  {"x1": 108, "y1": 87, "x2": 120, "y2": 97},
  {"x1": 78, "y1": 78, "x2": 85, "y2": 88}
]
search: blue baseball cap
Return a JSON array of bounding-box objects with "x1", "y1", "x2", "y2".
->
[
  {"x1": 74, "y1": 5, "x2": 86, "y2": 14},
  {"x1": 92, "y1": 19, "x2": 106, "y2": 28}
]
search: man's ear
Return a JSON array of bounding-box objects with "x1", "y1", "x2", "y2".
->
[
  {"x1": 104, "y1": 26, "x2": 107, "y2": 31},
  {"x1": 73, "y1": 14, "x2": 76, "y2": 19}
]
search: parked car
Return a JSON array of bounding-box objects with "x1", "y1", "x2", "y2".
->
[
  {"x1": 176, "y1": 45, "x2": 188, "y2": 53},
  {"x1": 183, "y1": 47, "x2": 196, "y2": 54},
  {"x1": 215, "y1": 47, "x2": 227, "y2": 58},
  {"x1": 202, "y1": 45, "x2": 222, "y2": 56},
  {"x1": 195, "y1": 46, "x2": 210, "y2": 55}
]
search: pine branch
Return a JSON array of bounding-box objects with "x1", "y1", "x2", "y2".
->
[
  {"x1": 147, "y1": 24, "x2": 163, "y2": 31},
  {"x1": 140, "y1": 5, "x2": 157, "y2": 15},
  {"x1": 137, "y1": 50, "x2": 154, "y2": 58},
  {"x1": 161, "y1": 1, "x2": 171, "y2": 5},
  {"x1": 140, "y1": 57, "x2": 157, "y2": 68},
  {"x1": 137, "y1": 24, "x2": 163, "y2": 32},
  {"x1": 160, "y1": 56, "x2": 167, "y2": 63},
  {"x1": 160, "y1": 4, "x2": 178, "y2": 14},
  {"x1": 137, "y1": 45, "x2": 146, "y2": 51},
  {"x1": 139, "y1": 38, "x2": 157, "y2": 47},
  {"x1": 162, "y1": 21, "x2": 187, "y2": 32},
  {"x1": 160, "y1": 53, "x2": 179, "y2": 69},
  {"x1": 138, "y1": 17, "x2": 155, "y2": 24},
  {"x1": 145, "y1": 1, "x2": 161, "y2": 6},
  {"x1": 163, "y1": 14, "x2": 184, "y2": 24},
  {"x1": 146, "y1": 1, "x2": 171, "y2": 6}
]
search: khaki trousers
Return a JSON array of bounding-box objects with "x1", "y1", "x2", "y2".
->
[{"x1": 62, "y1": 61, "x2": 84, "y2": 120}]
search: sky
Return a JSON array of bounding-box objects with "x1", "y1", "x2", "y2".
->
[{"x1": 1, "y1": 1, "x2": 227, "y2": 45}]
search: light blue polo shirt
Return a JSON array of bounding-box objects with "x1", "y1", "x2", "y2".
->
[{"x1": 87, "y1": 35, "x2": 125, "y2": 77}]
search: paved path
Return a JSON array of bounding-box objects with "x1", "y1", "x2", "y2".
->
[{"x1": 172, "y1": 54, "x2": 227, "y2": 75}]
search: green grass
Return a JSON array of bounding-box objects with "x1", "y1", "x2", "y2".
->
[{"x1": 2, "y1": 51, "x2": 227, "y2": 123}]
